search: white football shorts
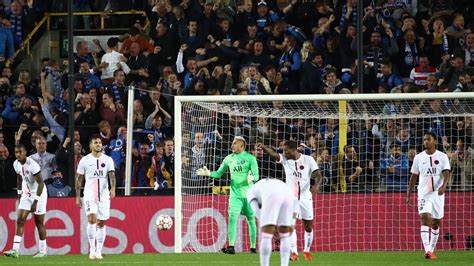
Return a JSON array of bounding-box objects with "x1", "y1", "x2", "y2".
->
[
  {"x1": 18, "y1": 192, "x2": 48, "y2": 215},
  {"x1": 294, "y1": 198, "x2": 314, "y2": 221},
  {"x1": 259, "y1": 196, "x2": 294, "y2": 227},
  {"x1": 83, "y1": 198, "x2": 110, "y2": 220},
  {"x1": 418, "y1": 192, "x2": 445, "y2": 219}
]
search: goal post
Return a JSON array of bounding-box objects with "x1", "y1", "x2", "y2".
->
[{"x1": 174, "y1": 93, "x2": 474, "y2": 253}]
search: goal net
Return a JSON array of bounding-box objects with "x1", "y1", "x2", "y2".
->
[{"x1": 174, "y1": 93, "x2": 474, "y2": 253}]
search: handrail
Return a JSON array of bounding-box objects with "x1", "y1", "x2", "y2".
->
[
  {"x1": 12, "y1": 11, "x2": 148, "y2": 63},
  {"x1": 11, "y1": 15, "x2": 48, "y2": 62}
]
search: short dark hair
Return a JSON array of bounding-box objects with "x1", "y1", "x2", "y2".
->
[
  {"x1": 129, "y1": 26, "x2": 140, "y2": 36},
  {"x1": 113, "y1": 69, "x2": 124, "y2": 77},
  {"x1": 15, "y1": 144, "x2": 26, "y2": 151},
  {"x1": 107, "y1": 37, "x2": 119, "y2": 48},
  {"x1": 424, "y1": 131, "x2": 437, "y2": 139},
  {"x1": 284, "y1": 140, "x2": 298, "y2": 150},
  {"x1": 164, "y1": 138, "x2": 174, "y2": 144},
  {"x1": 390, "y1": 143, "x2": 401, "y2": 149},
  {"x1": 381, "y1": 59, "x2": 392, "y2": 67},
  {"x1": 89, "y1": 134, "x2": 101, "y2": 144}
]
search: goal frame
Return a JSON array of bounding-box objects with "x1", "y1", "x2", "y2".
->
[{"x1": 173, "y1": 92, "x2": 474, "y2": 253}]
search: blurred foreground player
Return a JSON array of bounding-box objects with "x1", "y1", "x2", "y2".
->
[{"x1": 247, "y1": 178, "x2": 294, "y2": 266}]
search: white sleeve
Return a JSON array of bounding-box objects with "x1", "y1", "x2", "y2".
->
[
  {"x1": 176, "y1": 51, "x2": 184, "y2": 73},
  {"x1": 442, "y1": 153, "x2": 451, "y2": 171},
  {"x1": 119, "y1": 61, "x2": 131, "y2": 74},
  {"x1": 107, "y1": 156, "x2": 115, "y2": 172},
  {"x1": 77, "y1": 158, "x2": 85, "y2": 175},
  {"x1": 410, "y1": 155, "x2": 419, "y2": 174},
  {"x1": 247, "y1": 187, "x2": 261, "y2": 219},
  {"x1": 31, "y1": 160, "x2": 41, "y2": 176},
  {"x1": 277, "y1": 153, "x2": 286, "y2": 164},
  {"x1": 308, "y1": 155, "x2": 319, "y2": 171},
  {"x1": 13, "y1": 162, "x2": 18, "y2": 175},
  {"x1": 409, "y1": 68, "x2": 415, "y2": 81},
  {"x1": 101, "y1": 54, "x2": 107, "y2": 64}
]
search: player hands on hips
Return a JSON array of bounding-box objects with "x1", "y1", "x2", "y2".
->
[
  {"x1": 76, "y1": 136, "x2": 116, "y2": 260},
  {"x1": 196, "y1": 136, "x2": 259, "y2": 254},
  {"x1": 248, "y1": 178, "x2": 294, "y2": 266},
  {"x1": 4, "y1": 144, "x2": 48, "y2": 258},
  {"x1": 406, "y1": 132, "x2": 451, "y2": 260},
  {"x1": 256, "y1": 141, "x2": 323, "y2": 261}
]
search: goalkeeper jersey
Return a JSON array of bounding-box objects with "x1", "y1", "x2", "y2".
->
[{"x1": 210, "y1": 151, "x2": 259, "y2": 198}]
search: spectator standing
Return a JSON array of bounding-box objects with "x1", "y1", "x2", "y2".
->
[
  {"x1": 0, "y1": 144, "x2": 15, "y2": 195},
  {"x1": 409, "y1": 55, "x2": 437, "y2": 88},
  {"x1": 29, "y1": 136, "x2": 57, "y2": 182},
  {"x1": 278, "y1": 35, "x2": 300, "y2": 94},
  {"x1": 6, "y1": 1, "x2": 35, "y2": 49},
  {"x1": 120, "y1": 26, "x2": 154, "y2": 56},
  {"x1": 99, "y1": 91, "x2": 125, "y2": 133},
  {"x1": 101, "y1": 37, "x2": 130, "y2": 84},
  {"x1": 380, "y1": 144, "x2": 410, "y2": 192},
  {"x1": 0, "y1": 15, "x2": 14, "y2": 70}
]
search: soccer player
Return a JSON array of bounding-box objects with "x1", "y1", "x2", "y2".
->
[
  {"x1": 406, "y1": 132, "x2": 450, "y2": 259},
  {"x1": 4, "y1": 144, "x2": 47, "y2": 258},
  {"x1": 76, "y1": 136, "x2": 116, "y2": 260},
  {"x1": 258, "y1": 140, "x2": 322, "y2": 261},
  {"x1": 196, "y1": 136, "x2": 259, "y2": 254},
  {"x1": 247, "y1": 178, "x2": 293, "y2": 266}
]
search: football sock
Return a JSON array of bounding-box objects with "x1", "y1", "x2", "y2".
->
[
  {"x1": 247, "y1": 216, "x2": 257, "y2": 249},
  {"x1": 260, "y1": 232, "x2": 273, "y2": 266},
  {"x1": 96, "y1": 226, "x2": 106, "y2": 255},
  {"x1": 290, "y1": 228, "x2": 298, "y2": 254},
  {"x1": 420, "y1": 225, "x2": 430, "y2": 253},
  {"x1": 87, "y1": 223, "x2": 97, "y2": 254},
  {"x1": 39, "y1": 239, "x2": 47, "y2": 254},
  {"x1": 12, "y1": 235, "x2": 22, "y2": 251},
  {"x1": 279, "y1": 232, "x2": 291, "y2": 266},
  {"x1": 228, "y1": 213, "x2": 238, "y2": 246},
  {"x1": 304, "y1": 230, "x2": 313, "y2": 252},
  {"x1": 430, "y1": 228, "x2": 440, "y2": 252}
]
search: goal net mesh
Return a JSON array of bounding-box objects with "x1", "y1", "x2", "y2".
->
[{"x1": 178, "y1": 97, "x2": 474, "y2": 252}]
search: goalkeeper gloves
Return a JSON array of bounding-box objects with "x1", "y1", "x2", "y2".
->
[
  {"x1": 196, "y1": 166, "x2": 211, "y2": 176},
  {"x1": 247, "y1": 171, "x2": 255, "y2": 184}
]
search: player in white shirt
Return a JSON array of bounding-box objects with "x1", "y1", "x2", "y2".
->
[
  {"x1": 76, "y1": 136, "x2": 116, "y2": 260},
  {"x1": 4, "y1": 144, "x2": 47, "y2": 258},
  {"x1": 406, "y1": 132, "x2": 450, "y2": 260},
  {"x1": 247, "y1": 178, "x2": 293, "y2": 266},
  {"x1": 100, "y1": 37, "x2": 130, "y2": 81},
  {"x1": 258, "y1": 140, "x2": 322, "y2": 261}
]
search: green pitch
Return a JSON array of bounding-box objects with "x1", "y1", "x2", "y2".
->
[{"x1": 0, "y1": 251, "x2": 473, "y2": 265}]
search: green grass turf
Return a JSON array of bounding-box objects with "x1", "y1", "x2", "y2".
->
[{"x1": 0, "y1": 251, "x2": 473, "y2": 265}]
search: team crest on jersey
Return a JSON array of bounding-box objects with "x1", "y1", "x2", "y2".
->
[
  {"x1": 299, "y1": 165, "x2": 304, "y2": 170},
  {"x1": 25, "y1": 170, "x2": 29, "y2": 175},
  {"x1": 434, "y1": 160, "x2": 439, "y2": 165},
  {"x1": 240, "y1": 160, "x2": 246, "y2": 164},
  {"x1": 101, "y1": 163, "x2": 106, "y2": 167}
]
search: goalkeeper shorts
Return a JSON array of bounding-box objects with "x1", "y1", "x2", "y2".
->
[{"x1": 229, "y1": 197, "x2": 254, "y2": 217}]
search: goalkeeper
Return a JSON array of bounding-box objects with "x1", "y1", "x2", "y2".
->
[{"x1": 196, "y1": 136, "x2": 259, "y2": 254}]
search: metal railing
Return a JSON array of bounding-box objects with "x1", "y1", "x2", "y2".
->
[{"x1": 12, "y1": 10, "x2": 148, "y2": 62}]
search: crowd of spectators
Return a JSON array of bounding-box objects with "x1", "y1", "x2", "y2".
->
[{"x1": 0, "y1": 0, "x2": 473, "y2": 197}]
